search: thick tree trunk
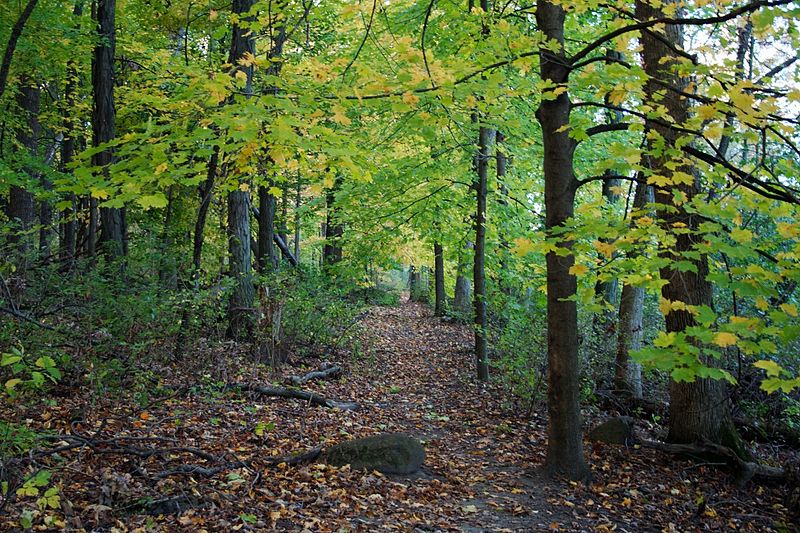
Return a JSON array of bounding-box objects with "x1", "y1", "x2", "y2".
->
[
  {"x1": 536, "y1": 0, "x2": 589, "y2": 480},
  {"x1": 226, "y1": 0, "x2": 256, "y2": 339},
  {"x1": 434, "y1": 241, "x2": 445, "y2": 316},
  {"x1": 92, "y1": 0, "x2": 124, "y2": 257},
  {"x1": 615, "y1": 182, "x2": 650, "y2": 399},
  {"x1": 6, "y1": 83, "x2": 39, "y2": 267},
  {"x1": 637, "y1": 0, "x2": 747, "y2": 458}
]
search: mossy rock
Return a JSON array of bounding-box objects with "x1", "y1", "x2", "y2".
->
[
  {"x1": 588, "y1": 417, "x2": 635, "y2": 445},
  {"x1": 325, "y1": 433, "x2": 425, "y2": 474}
]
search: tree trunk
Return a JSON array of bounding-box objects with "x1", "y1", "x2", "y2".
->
[
  {"x1": 536, "y1": 0, "x2": 589, "y2": 480},
  {"x1": 6, "y1": 83, "x2": 39, "y2": 268},
  {"x1": 454, "y1": 240, "x2": 472, "y2": 313},
  {"x1": 0, "y1": 0, "x2": 39, "y2": 100},
  {"x1": 226, "y1": 0, "x2": 256, "y2": 339},
  {"x1": 257, "y1": 184, "x2": 277, "y2": 271},
  {"x1": 474, "y1": 124, "x2": 491, "y2": 382},
  {"x1": 323, "y1": 182, "x2": 343, "y2": 266},
  {"x1": 293, "y1": 175, "x2": 301, "y2": 261},
  {"x1": 59, "y1": 3, "x2": 82, "y2": 265},
  {"x1": 92, "y1": 0, "x2": 124, "y2": 258},
  {"x1": 636, "y1": 0, "x2": 747, "y2": 458},
  {"x1": 434, "y1": 241, "x2": 445, "y2": 316},
  {"x1": 615, "y1": 182, "x2": 650, "y2": 399}
]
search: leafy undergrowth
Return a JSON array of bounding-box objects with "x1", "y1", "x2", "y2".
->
[{"x1": 1, "y1": 300, "x2": 797, "y2": 531}]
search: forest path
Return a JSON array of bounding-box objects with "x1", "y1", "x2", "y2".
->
[{"x1": 345, "y1": 298, "x2": 576, "y2": 531}]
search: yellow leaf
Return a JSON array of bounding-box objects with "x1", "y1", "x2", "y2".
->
[
  {"x1": 593, "y1": 240, "x2": 616, "y2": 259},
  {"x1": 155, "y1": 162, "x2": 168, "y2": 175},
  {"x1": 755, "y1": 297, "x2": 769, "y2": 311},
  {"x1": 754, "y1": 359, "x2": 783, "y2": 377},
  {"x1": 730, "y1": 228, "x2": 753, "y2": 244},
  {"x1": 268, "y1": 186, "x2": 282, "y2": 197},
  {"x1": 714, "y1": 332, "x2": 738, "y2": 347},
  {"x1": 569, "y1": 264, "x2": 589, "y2": 276},
  {"x1": 402, "y1": 91, "x2": 419, "y2": 105},
  {"x1": 331, "y1": 105, "x2": 351, "y2": 126},
  {"x1": 777, "y1": 222, "x2": 798, "y2": 238},
  {"x1": 513, "y1": 237, "x2": 535, "y2": 256},
  {"x1": 239, "y1": 183, "x2": 250, "y2": 192},
  {"x1": 209, "y1": 10, "x2": 218, "y2": 20},
  {"x1": 779, "y1": 303, "x2": 798, "y2": 317}
]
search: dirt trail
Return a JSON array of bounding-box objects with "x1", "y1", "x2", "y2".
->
[{"x1": 344, "y1": 299, "x2": 583, "y2": 531}]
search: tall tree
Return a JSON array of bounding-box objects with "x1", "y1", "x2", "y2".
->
[
  {"x1": 636, "y1": 0, "x2": 746, "y2": 456},
  {"x1": 434, "y1": 240, "x2": 445, "y2": 316},
  {"x1": 226, "y1": 0, "x2": 257, "y2": 339},
  {"x1": 536, "y1": 0, "x2": 589, "y2": 480},
  {"x1": 92, "y1": 0, "x2": 124, "y2": 257}
]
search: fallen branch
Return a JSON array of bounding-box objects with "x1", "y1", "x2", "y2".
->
[
  {"x1": 640, "y1": 438, "x2": 786, "y2": 485},
  {"x1": 228, "y1": 382, "x2": 357, "y2": 410},
  {"x1": 286, "y1": 363, "x2": 342, "y2": 386}
]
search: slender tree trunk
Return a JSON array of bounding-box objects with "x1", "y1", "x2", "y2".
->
[
  {"x1": 280, "y1": 181, "x2": 289, "y2": 247},
  {"x1": 536, "y1": 0, "x2": 589, "y2": 480},
  {"x1": 257, "y1": 184, "x2": 277, "y2": 271},
  {"x1": 226, "y1": 0, "x2": 256, "y2": 339},
  {"x1": 454, "y1": 240, "x2": 472, "y2": 313},
  {"x1": 0, "y1": 0, "x2": 39, "y2": 100},
  {"x1": 92, "y1": 0, "x2": 124, "y2": 257},
  {"x1": 158, "y1": 186, "x2": 178, "y2": 288},
  {"x1": 293, "y1": 175, "x2": 301, "y2": 261},
  {"x1": 614, "y1": 182, "x2": 650, "y2": 399},
  {"x1": 59, "y1": 4, "x2": 82, "y2": 265},
  {"x1": 474, "y1": 124, "x2": 491, "y2": 382},
  {"x1": 637, "y1": 0, "x2": 747, "y2": 458},
  {"x1": 323, "y1": 181, "x2": 343, "y2": 266},
  {"x1": 434, "y1": 241, "x2": 445, "y2": 316}
]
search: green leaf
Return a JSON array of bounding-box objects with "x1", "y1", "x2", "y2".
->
[
  {"x1": 754, "y1": 359, "x2": 784, "y2": 378},
  {"x1": 671, "y1": 367, "x2": 696, "y2": 383},
  {"x1": 1, "y1": 354, "x2": 21, "y2": 366},
  {"x1": 137, "y1": 194, "x2": 168, "y2": 210},
  {"x1": 5, "y1": 378, "x2": 22, "y2": 391}
]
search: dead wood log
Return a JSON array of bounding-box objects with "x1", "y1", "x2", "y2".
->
[
  {"x1": 640, "y1": 438, "x2": 786, "y2": 486},
  {"x1": 228, "y1": 382, "x2": 357, "y2": 410},
  {"x1": 286, "y1": 363, "x2": 342, "y2": 386}
]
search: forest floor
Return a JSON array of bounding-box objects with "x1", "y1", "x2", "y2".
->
[{"x1": 1, "y1": 298, "x2": 797, "y2": 531}]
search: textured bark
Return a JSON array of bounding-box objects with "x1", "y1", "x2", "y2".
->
[
  {"x1": 92, "y1": 0, "x2": 124, "y2": 257},
  {"x1": 615, "y1": 183, "x2": 650, "y2": 399},
  {"x1": 536, "y1": 0, "x2": 589, "y2": 480},
  {"x1": 6, "y1": 83, "x2": 39, "y2": 266},
  {"x1": 0, "y1": 0, "x2": 39, "y2": 100},
  {"x1": 192, "y1": 147, "x2": 217, "y2": 273},
  {"x1": 637, "y1": 0, "x2": 747, "y2": 458},
  {"x1": 434, "y1": 241, "x2": 445, "y2": 317},
  {"x1": 257, "y1": 184, "x2": 277, "y2": 271},
  {"x1": 226, "y1": 0, "x2": 257, "y2": 339}
]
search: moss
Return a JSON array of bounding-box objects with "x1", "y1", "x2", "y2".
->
[{"x1": 325, "y1": 433, "x2": 425, "y2": 474}]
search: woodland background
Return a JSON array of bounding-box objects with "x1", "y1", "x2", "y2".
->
[{"x1": 1, "y1": 0, "x2": 800, "y2": 530}]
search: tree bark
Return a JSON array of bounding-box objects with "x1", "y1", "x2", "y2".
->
[
  {"x1": 615, "y1": 182, "x2": 650, "y2": 399},
  {"x1": 474, "y1": 124, "x2": 490, "y2": 382},
  {"x1": 6, "y1": 83, "x2": 39, "y2": 267},
  {"x1": 59, "y1": 3, "x2": 83, "y2": 266},
  {"x1": 536, "y1": 0, "x2": 589, "y2": 480},
  {"x1": 257, "y1": 184, "x2": 277, "y2": 271},
  {"x1": 323, "y1": 180, "x2": 343, "y2": 266},
  {"x1": 293, "y1": 175, "x2": 301, "y2": 261},
  {"x1": 434, "y1": 241, "x2": 445, "y2": 316},
  {"x1": 636, "y1": 0, "x2": 747, "y2": 459},
  {"x1": 454, "y1": 240, "x2": 472, "y2": 313},
  {"x1": 92, "y1": 0, "x2": 124, "y2": 258},
  {"x1": 226, "y1": 0, "x2": 257, "y2": 339}
]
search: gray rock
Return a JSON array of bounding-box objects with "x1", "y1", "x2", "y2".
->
[
  {"x1": 588, "y1": 417, "x2": 635, "y2": 445},
  {"x1": 325, "y1": 433, "x2": 425, "y2": 474}
]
